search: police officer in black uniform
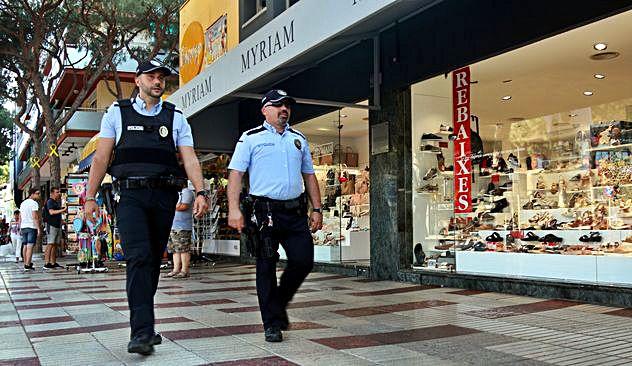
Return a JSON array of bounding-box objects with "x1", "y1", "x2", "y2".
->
[
  {"x1": 227, "y1": 90, "x2": 323, "y2": 342},
  {"x1": 85, "y1": 60, "x2": 208, "y2": 355}
]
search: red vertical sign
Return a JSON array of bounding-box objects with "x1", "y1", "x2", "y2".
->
[{"x1": 452, "y1": 67, "x2": 472, "y2": 213}]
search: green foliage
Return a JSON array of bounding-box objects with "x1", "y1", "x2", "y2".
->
[{"x1": 0, "y1": 107, "x2": 14, "y2": 164}]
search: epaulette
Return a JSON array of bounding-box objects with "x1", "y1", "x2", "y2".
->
[
  {"x1": 246, "y1": 126, "x2": 267, "y2": 136},
  {"x1": 288, "y1": 128, "x2": 306, "y2": 140}
]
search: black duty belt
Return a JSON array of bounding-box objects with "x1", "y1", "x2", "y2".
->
[
  {"x1": 114, "y1": 176, "x2": 187, "y2": 190},
  {"x1": 250, "y1": 194, "x2": 304, "y2": 211}
]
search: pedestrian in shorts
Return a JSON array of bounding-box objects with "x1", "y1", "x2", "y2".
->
[{"x1": 165, "y1": 186, "x2": 194, "y2": 279}]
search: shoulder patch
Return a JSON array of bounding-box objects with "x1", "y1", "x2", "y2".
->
[
  {"x1": 288, "y1": 128, "x2": 306, "y2": 140},
  {"x1": 246, "y1": 126, "x2": 267, "y2": 136}
]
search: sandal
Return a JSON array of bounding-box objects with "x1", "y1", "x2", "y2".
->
[
  {"x1": 173, "y1": 272, "x2": 190, "y2": 279},
  {"x1": 164, "y1": 271, "x2": 179, "y2": 278}
]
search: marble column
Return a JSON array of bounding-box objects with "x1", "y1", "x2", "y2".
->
[{"x1": 369, "y1": 86, "x2": 413, "y2": 280}]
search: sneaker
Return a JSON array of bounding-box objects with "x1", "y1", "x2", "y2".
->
[
  {"x1": 421, "y1": 133, "x2": 442, "y2": 141},
  {"x1": 417, "y1": 183, "x2": 438, "y2": 193},
  {"x1": 52, "y1": 263, "x2": 63, "y2": 269},
  {"x1": 24, "y1": 264, "x2": 34, "y2": 271},
  {"x1": 423, "y1": 168, "x2": 438, "y2": 181},
  {"x1": 421, "y1": 144, "x2": 441, "y2": 153},
  {"x1": 42, "y1": 263, "x2": 54, "y2": 270},
  {"x1": 439, "y1": 124, "x2": 453, "y2": 133}
]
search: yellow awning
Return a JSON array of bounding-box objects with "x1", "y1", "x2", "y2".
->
[{"x1": 81, "y1": 134, "x2": 100, "y2": 160}]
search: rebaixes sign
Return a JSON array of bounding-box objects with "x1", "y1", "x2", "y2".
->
[{"x1": 452, "y1": 67, "x2": 472, "y2": 213}]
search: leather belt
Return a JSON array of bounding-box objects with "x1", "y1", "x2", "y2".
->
[
  {"x1": 250, "y1": 194, "x2": 305, "y2": 211},
  {"x1": 114, "y1": 176, "x2": 187, "y2": 190}
]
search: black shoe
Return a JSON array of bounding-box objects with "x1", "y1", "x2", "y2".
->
[
  {"x1": 485, "y1": 232, "x2": 503, "y2": 242},
  {"x1": 151, "y1": 332, "x2": 162, "y2": 345},
  {"x1": 52, "y1": 263, "x2": 63, "y2": 269},
  {"x1": 540, "y1": 234, "x2": 563, "y2": 243},
  {"x1": 522, "y1": 232, "x2": 540, "y2": 242},
  {"x1": 128, "y1": 336, "x2": 154, "y2": 355},
  {"x1": 413, "y1": 243, "x2": 425, "y2": 266},
  {"x1": 24, "y1": 264, "x2": 33, "y2": 271},
  {"x1": 43, "y1": 263, "x2": 54, "y2": 270},
  {"x1": 421, "y1": 144, "x2": 441, "y2": 153},
  {"x1": 421, "y1": 133, "x2": 442, "y2": 141},
  {"x1": 423, "y1": 168, "x2": 438, "y2": 180},
  {"x1": 491, "y1": 198, "x2": 509, "y2": 213},
  {"x1": 264, "y1": 327, "x2": 283, "y2": 342}
]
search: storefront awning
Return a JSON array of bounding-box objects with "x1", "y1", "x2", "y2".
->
[
  {"x1": 168, "y1": 0, "x2": 441, "y2": 118},
  {"x1": 77, "y1": 134, "x2": 100, "y2": 173}
]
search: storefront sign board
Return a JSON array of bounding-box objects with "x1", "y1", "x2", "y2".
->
[{"x1": 452, "y1": 66, "x2": 472, "y2": 213}]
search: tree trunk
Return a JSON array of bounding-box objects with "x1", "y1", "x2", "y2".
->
[
  {"x1": 46, "y1": 129, "x2": 62, "y2": 188},
  {"x1": 31, "y1": 141, "x2": 44, "y2": 252}
]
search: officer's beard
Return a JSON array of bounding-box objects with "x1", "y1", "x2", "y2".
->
[
  {"x1": 140, "y1": 84, "x2": 164, "y2": 99},
  {"x1": 278, "y1": 114, "x2": 289, "y2": 126}
]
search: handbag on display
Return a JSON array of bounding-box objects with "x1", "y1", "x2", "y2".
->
[
  {"x1": 311, "y1": 146, "x2": 321, "y2": 166},
  {"x1": 355, "y1": 170, "x2": 370, "y2": 194},
  {"x1": 344, "y1": 146, "x2": 359, "y2": 167},
  {"x1": 341, "y1": 173, "x2": 355, "y2": 195}
]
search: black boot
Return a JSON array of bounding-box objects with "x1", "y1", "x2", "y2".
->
[{"x1": 414, "y1": 243, "x2": 425, "y2": 266}]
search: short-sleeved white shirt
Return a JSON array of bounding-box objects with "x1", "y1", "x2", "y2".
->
[{"x1": 19, "y1": 199, "x2": 39, "y2": 229}]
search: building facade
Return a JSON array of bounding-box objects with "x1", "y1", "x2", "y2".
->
[{"x1": 172, "y1": 0, "x2": 632, "y2": 306}]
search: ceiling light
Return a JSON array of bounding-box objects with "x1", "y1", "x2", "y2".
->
[
  {"x1": 594, "y1": 73, "x2": 606, "y2": 79},
  {"x1": 501, "y1": 95, "x2": 512, "y2": 101},
  {"x1": 593, "y1": 42, "x2": 607, "y2": 51},
  {"x1": 583, "y1": 91, "x2": 594, "y2": 96},
  {"x1": 316, "y1": 127, "x2": 330, "y2": 131},
  {"x1": 340, "y1": 114, "x2": 348, "y2": 118},
  {"x1": 590, "y1": 52, "x2": 620, "y2": 61},
  {"x1": 569, "y1": 113, "x2": 579, "y2": 117},
  {"x1": 502, "y1": 79, "x2": 512, "y2": 83}
]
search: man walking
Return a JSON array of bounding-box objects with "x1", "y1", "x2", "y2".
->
[
  {"x1": 43, "y1": 187, "x2": 65, "y2": 269},
  {"x1": 84, "y1": 60, "x2": 208, "y2": 355},
  {"x1": 227, "y1": 89, "x2": 323, "y2": 342},
  {"x1": 19, "y1": 188, "x2": 41, "y2": 271}
]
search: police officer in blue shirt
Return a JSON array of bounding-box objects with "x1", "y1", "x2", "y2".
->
[
  {"x1": 227, "y1": 89, "x2": 323, "y2": 343},
  {"x1": 84, "y1": 60, "x2": 209, "y2": 355}
]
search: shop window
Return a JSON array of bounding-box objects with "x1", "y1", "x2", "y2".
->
[
  {"x1": 411, "y1": 10, "x2": 632, "y2": 285},
  {"x1": 291, "y1": 105, "x2": 371, "y2": 264}
]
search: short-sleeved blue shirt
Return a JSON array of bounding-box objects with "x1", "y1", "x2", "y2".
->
[
  {"x1": 99, "y1": 96, "x2": 194, "y2": 147},
  {"x1": 228, "y1": 121, "x2": 315, "y2": 200}
]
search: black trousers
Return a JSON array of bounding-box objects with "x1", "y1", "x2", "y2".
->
[
  {"x1": 255, "y1": 208, "x2": 314, "y2": 329},
  {"x1": 116, "y1": 187, "x2": 178, "y2": 339}
]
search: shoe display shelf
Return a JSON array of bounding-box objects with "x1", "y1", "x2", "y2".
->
[{"x1": 456, "y1": 249, "x2": 632, "y2": 285}]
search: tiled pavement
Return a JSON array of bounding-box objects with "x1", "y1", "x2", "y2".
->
[{"x1": 2, "y1": 260, "x2": 632, "y2": 365}]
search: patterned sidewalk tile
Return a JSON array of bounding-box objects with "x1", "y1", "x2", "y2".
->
[{"x1": 3, "y1": 260, "x2": 632, "y2": 365}]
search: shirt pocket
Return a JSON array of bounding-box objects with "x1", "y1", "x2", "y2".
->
[{"x1": 252, "y1": 142, "x2": 276, "y2": 161}]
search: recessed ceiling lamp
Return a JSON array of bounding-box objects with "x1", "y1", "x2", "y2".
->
[
  {"x1": 317, "y1": 127, "x2": 330, "y2": 131},
  {"x1": 583, "y1": 91, "x2": 594, "y2": 96},
  {"x1": 501, "y1": 95, "x2": 512, "y2": 101},
  {"x1": 593, "y1": 42, "x2": 607, "y2": 51},
  {"x1": 594, "y1": 73, "x2": 606, "y2": 79},
  {"x1": 502, "y1": 79, "x2": 512, "y2": 83},
  {"x1": 590, "y1": 52, "x2": 620, "y2": 61},
  {"x1": 340, "y1": 114, "x2": 348, "y2": 118},
  {"x1": 569, "y1": 113, "x2": 579, "y2": 117}
]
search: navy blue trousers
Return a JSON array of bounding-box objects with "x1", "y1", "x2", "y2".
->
[
  {"x1": 116, "y1": 188, "x2": 178, "y2": 339},
  {"x1": 254, "y1": 208, "x2": 314, "y2": 329}
]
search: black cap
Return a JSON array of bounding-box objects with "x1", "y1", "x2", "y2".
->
[
  {"x1": 261, "y1": 89, "x2": 296, "y2": 106},
  {"x1": 136, "y1": 60, "x2": 172, "y2": 76}
]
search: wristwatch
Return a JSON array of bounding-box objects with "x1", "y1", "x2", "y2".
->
[
  {"x1": 196, "y1": 190, "x2": 208, "y2": 198},
  {"x1": 312, "y1": 208, "x2": 322, "y2": 213}
]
